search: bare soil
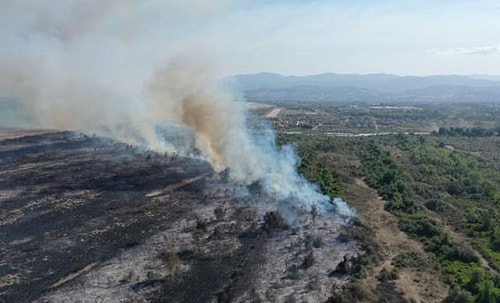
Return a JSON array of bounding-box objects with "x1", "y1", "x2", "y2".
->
[{"x1": 343, "y1": 178, "x2": 448, "y2": 303}]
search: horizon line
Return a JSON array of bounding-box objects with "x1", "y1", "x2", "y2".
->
[{"x1": 230, "y1": 71, "x2": 500, "y2": 78}]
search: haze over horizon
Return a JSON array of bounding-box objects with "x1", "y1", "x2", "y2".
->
[
  {"x1": 231, "y1": 71, "x2": 500, "y2": 78},
  {"x1": 1, "y1": 0, "x2": 500, "y2": 79}
]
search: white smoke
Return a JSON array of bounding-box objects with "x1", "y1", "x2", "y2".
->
[
  {"x1": 146, "y1": 58, "x2": 341, "y2": 212},
  {"x1": 0, "y1": 0, "x2": 355, "y2": 215}
]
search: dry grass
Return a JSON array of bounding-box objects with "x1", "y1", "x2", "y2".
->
[{"x1": 343, "y1": 178, "x2": 448, "y2": 303}]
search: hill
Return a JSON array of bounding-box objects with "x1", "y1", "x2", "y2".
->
[{"x1": 228, "y1": 73, "x2": 500, "y2": 103}]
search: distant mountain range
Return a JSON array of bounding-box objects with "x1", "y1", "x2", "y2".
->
[{"x1": 227, "y1": 73, "x2": 500, "y2": 103}]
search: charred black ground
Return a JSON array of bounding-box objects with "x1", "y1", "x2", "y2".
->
[
  {"x1": 0, "y1": 131, "x2": 212, "y2": 302},
  {"x1": 0, "y1": 130, "x2": 360, "y2": 303}
]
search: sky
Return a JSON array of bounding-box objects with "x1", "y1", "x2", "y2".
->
[
  {"x1": 1, "y1": 0, "x2": 500, "y2": 78},
  {"x1": 216, "y1": 0, "x2": 500, "y2": 76}
]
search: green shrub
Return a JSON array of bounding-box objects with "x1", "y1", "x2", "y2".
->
[
  {"x1": 443, "y1": 287, "x2": 474, "y2": 303},
  {"x1": 399, "y1": 215, "x2": 441, "y2": 239},
  {"x1": 425, "y1": 199, "x2": 453, "y2": 212},
  {"x1": 377, "y1": 268, "x2": 399, "y2": 282}
]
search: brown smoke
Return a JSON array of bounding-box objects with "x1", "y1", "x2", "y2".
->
[
  {"x1": 147, "y1": 57, "x2": 246, "y2": 171},
  {"x1": 0, "y1": 0, "x2": 356, "y2": 214}
]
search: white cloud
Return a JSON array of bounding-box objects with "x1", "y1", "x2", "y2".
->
[{"x1": 427, "y1": 45, "x2": 500, "y2": 55}]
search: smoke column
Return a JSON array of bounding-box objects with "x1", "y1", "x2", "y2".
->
[{"x1": 0, "y1": 1, "x2": 355, "y2": 215}]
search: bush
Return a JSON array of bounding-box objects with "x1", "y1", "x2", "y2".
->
[
  {"x1": 424, "y1": 199, "x2": 452, "y2": 212},
  {"x1": 351, "y1": 280, "x2": 370, "y2": 300},
  {"x1": 447, "y1": 245, "x2": 478, "y2": 263},
  {"x1": 326, "y1": 294, "x2": 346, "y2": 303},
  {"x1": 262, "y1": 211, "x2": 289, "y2": 232},
  {"x1": 213, "y1": 206, "x2": 226, "y2": 220},
  {"x1": 392, "y1": 251, "x2": 433, "y2": 268},
  {"x1": 302, "y1": 251, "x2": 315, "y2": 269},
  {"x1": 399, "y1": 215, "x2": 441, "y2": 239},
  {"x1": 160, "y1": 250, "x2": 180, "y2": 271},
  {"x1": 377, "y1": 268, "x2": 399, "y2": 282},
  {"x1": 443, "y1": 287, "x2": 473, "y2": 303},
  {"x1": 195, "y1": 217, "x2": 207, "y2": 232},
  {"x1": 426, "y1": 233, "x2": 479, "y2": 263},
  {"x1": 491, "y1": 226, "x2": 500, "y2": 252}
]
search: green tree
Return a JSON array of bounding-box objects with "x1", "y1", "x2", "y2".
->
[
  {"x1": 491, "y1": 225, "x2": 500, "y2": 252},
  {"x1": 476, "y1": 279, "x2": 497, "y2": 303}
]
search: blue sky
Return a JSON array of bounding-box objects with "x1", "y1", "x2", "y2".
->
[
  {"x1": 1, "y1": 0, "x2": 499, "y2": 78},
  {"x1": 211, "y1": 0, "x2": 500, "y2": 75}
]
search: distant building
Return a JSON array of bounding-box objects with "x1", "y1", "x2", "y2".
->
[{"x1": 296, "y1": 120, "x2": 312, "y2": 129}]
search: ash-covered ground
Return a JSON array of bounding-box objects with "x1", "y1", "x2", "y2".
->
[{"x1": 0, "y1": 130, "x2": 360, "y2": 303}]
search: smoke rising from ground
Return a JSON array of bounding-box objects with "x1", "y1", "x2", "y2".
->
[{"x1": 0, "y1": 1, "x2": 355, "y2": 215}]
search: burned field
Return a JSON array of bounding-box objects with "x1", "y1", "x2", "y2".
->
[{"x1": 0, "y1": 130, "x2": 359, "y2": 303}]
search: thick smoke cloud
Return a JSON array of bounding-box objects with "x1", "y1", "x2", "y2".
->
[
  {"x1": 0, "y1": 0, "x2": 233, "y2": 143},
  {"x1": 0, "y1": 0, "x2": 355, "y2": 215}
]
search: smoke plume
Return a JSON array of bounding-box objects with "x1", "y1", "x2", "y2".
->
[{"x1": 0, "y1": 1, "x2": 355, "y2": 215}]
